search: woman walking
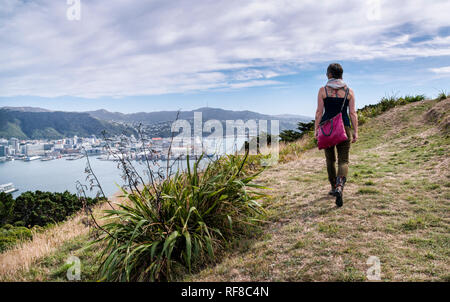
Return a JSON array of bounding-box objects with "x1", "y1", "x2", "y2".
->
[{"x1": 314, "y1": 63, "x2": 358, "y2": 207}]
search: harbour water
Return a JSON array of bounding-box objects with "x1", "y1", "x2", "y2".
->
[
  {"x1": 0, "y1": 157, "x2": 132, "y2": 198},
  {"x1": 0, "y1": 136, "x2": 248, "y2": 198},
  {"x1": 0, "y1": 157, "x2": 213, "y2": 198}
]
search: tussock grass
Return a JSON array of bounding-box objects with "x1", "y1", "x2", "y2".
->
[{"x1": 93, "y1": 153, "x2": 266, "y2": 281}]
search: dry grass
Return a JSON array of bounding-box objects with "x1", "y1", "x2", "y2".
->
[{"x1": 278, "y1": 134, "x2": 315, "y2": 163}]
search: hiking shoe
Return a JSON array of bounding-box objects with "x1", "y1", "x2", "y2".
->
[
  {"x1": 335, "y1": 176, "x2": 346, "y2": 207},
  {"x1": 335, "y1": 189, "x2": 343, "y2": 207}
]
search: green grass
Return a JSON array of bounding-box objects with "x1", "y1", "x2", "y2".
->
[
  {"x1": 317, "y1": 223, "x2": 341, "y2": 236},
  {"x1": 12, "y1": 234, "x2": 100, "y2": 281},
  {"x1": 357, "y1": 188, "x2": 380, "y2": 195}
]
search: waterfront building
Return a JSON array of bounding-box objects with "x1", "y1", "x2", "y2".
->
[
  {"x1": 9, "y1": 137, "x2": 19, "y2": 153},
  {"x1": 25, "y1": 143, "x2": 45, "y2": 156}
]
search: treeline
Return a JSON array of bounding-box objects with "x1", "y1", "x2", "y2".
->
[{"x1": 0, "y1": 191, "x2": 104, "y2": 252}]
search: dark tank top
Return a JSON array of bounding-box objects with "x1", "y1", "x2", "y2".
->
[{"x1": 320, "y1": 87, "x2": 351, "y2": 127}]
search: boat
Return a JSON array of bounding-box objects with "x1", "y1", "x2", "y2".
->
[
  {"x1": 25, "y1": 156, "x2": 41, "y2": 161},
  {"x1": 0, "y1": 183, "x2": 18, "y2": 194},
  {"x1": 40, "y1": 156, "x2": 55, "y2": 161},
  {"x1": 66, "y1": 154, "x2": 84, "y2": 161}
]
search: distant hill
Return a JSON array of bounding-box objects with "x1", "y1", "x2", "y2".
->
[
  {"x1": 272, "y1": 113, "x2": 313, "y2": 120},
  {"x1": 0, "y1": 106, "x2": 313, "y2": 139},
  {"x1": 86, "y1": 107, "x2": 312, "y2": 124},
  {"x1": 0, "y1": 109, "x2": 137, "y2": 139},
  {"x1": 1, "y1": 106, "x2": 52, "y2": 113},
  {"x1": 86, "y1": 107, "x2": 313, "y2": 137}
]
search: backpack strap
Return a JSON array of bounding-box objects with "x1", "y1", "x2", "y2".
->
[
  {"x1": 324, "y1": 86, "x2": 328, "y2": 98},
  {"x1": 340, "y1": 88, "x2": 350, "y2": 112}
]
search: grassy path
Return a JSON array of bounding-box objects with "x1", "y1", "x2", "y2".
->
[{"x1": 188, "y1": 99, "x2": 449, "y2": 281}]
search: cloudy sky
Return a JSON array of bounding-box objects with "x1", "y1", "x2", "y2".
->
[{"x1": 0, "y1": 0, "x2": 450, "y2": 116}]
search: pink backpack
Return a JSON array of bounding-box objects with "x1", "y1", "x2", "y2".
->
[{"x1": 317, "y1": 87, "x2": 349, "y2": 150}]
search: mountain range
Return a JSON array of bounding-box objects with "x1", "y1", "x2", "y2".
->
[{"x1": 0, "y1": 106, "x2": 312, "y2": 139}]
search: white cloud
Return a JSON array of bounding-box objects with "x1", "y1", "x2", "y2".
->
[
  {"x1": 429, "y1": 66, "x2": 450, "y2": 74},
  {"x1": 0, "y1": 0, "x2": 450, "y2": 97}
]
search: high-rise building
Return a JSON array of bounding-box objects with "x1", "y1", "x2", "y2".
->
[
  {"x1": 0, "y1": 145, "x2": 8, "y2": 157},
  {"x1": 9, "y1": 138, "x2": 19, "y2": 153}
]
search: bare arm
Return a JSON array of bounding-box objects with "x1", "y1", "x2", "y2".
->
[
  {"x1": 348, "y1": 89, "x2": 358, "y2": 143},
  {"x1": 314, "y1": 87, "x2": 325, "y2": 137}
]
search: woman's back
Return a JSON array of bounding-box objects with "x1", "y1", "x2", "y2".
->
[
  {"x1": 321, "y1": 87, "x2": 351, "y2": 127},
  {"x1": 314, "y1": 63, "x2": 358, "y2": 208}
]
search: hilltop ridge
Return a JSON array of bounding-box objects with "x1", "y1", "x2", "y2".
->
[
  {"x1": 188, "y1": 97, "x2": 449, "y2": 281},
  {"x1": 0, "y1": 97, "x2": 448, "y2": 281}
]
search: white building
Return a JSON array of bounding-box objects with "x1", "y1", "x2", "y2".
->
[{"x1": 25, "y1": 143, "x2": 45, "y2": 156}]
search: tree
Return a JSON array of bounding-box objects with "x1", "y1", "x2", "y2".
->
[
  {"x1": 280, "y1": 120, "x2": 315, "y2": 142},
  {"x1": 0, "y1": 193, "x2": 15, "y2": 226}
]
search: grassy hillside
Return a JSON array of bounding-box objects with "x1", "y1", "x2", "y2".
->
[
  {"x1": 0, "y1": 109, "x2": 137, "y2": 139},
  {"x1": 0, "y1": 97, "x2": 448, "y2": 281},
  {"x1": 188, "y1": 97, "x2": 449, "y2": 282}
]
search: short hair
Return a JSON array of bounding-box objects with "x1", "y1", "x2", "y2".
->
[{"x1": 327, "y1": 63, "x2": 343, "y2": 79}]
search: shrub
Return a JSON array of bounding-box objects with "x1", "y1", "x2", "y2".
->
[
  {"x1": 9, "y1": 226, "x2": 32, "y2": 241},
  {"x1": 93, "y1": 153, "x2": 266, "y2": 281},
  {"x1": 437, "y1": 90, "x2": 449, "y2": 101},
  {"x1": 404, "y1": 94, "x2": 425, "y2": 103},
  {"x1": 0, "y1": 236, "x2": 17, "y2": 252},
  {"x1": 8, "y1": 191, "x2": 103, "y2": 228},
  {"x1": 2, "y1": 224, "x2": 13, "y2": 230},
  {"x1": 0, "y1": 191, "x2": 104, "y2": 252},
  {"x1": 0, "y1": 225, "x2": 33, "y2": 252}
]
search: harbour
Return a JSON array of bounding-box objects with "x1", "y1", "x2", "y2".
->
[{"x1": 0, "y1": 137, "x2": 247, "y2": 198}]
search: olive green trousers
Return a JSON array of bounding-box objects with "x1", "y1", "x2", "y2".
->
[{"x1": 324, "y1": 126, "x2": 352, "y2": 186}]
